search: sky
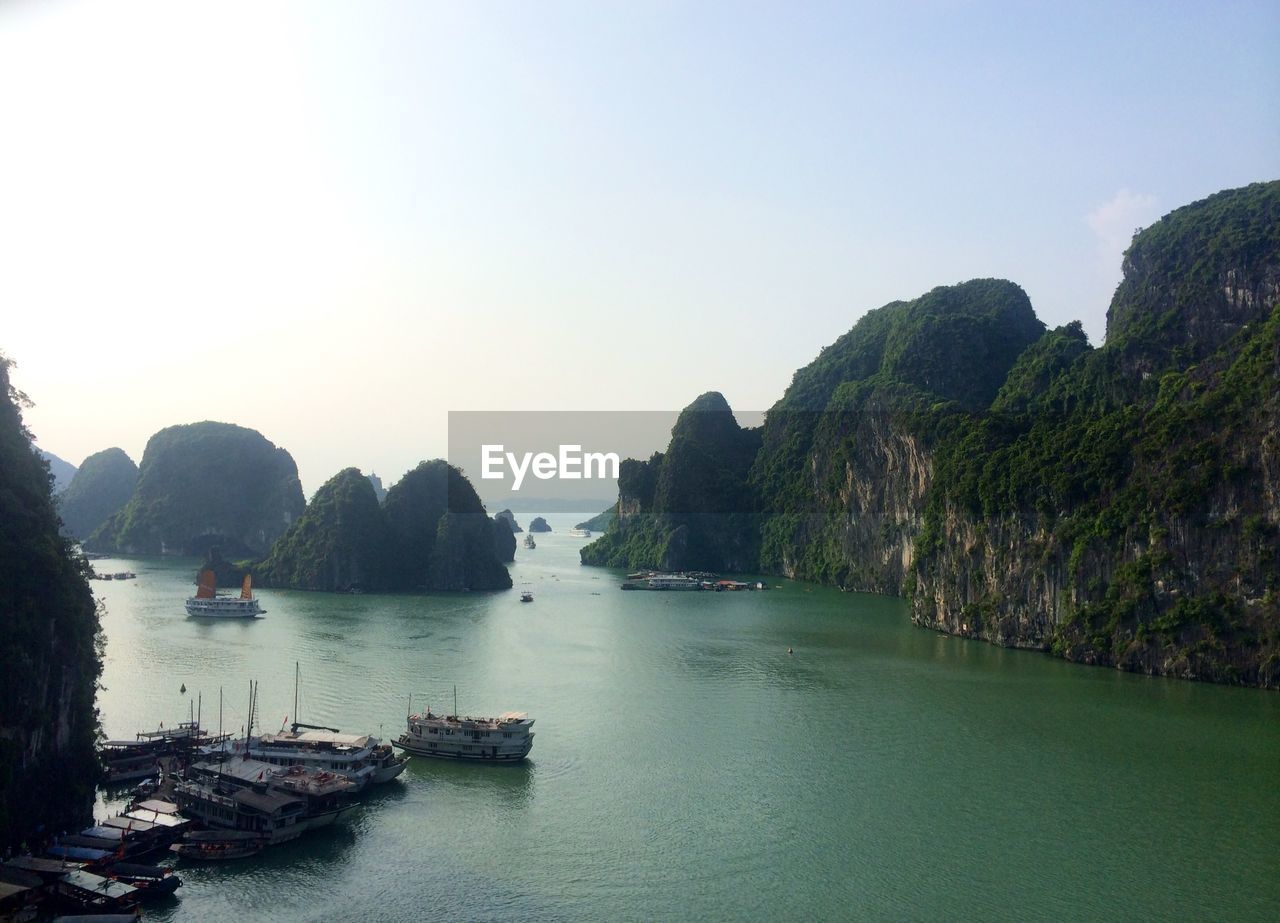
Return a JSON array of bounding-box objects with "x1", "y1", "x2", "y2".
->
[{"x1": 2, "y1": 0, "x2": 1276, "y2": 497}]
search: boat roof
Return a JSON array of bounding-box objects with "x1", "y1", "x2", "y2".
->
[
  {"x1": 60, "y1": 869, "x2": 138, "y2": 899},
  {"x1": 231, "y1": 787, "x2": 306, "y2": 814},
  {"x1": 5, "y1": 856, "x2": 83, "y2": 874},
  {"x1": 0, "y1": 879, "x2": 38, "y2": 901},
  {"x1": 123, "y1": 809, "x2": 186, "y2": 828},
  {"x1": 101, "y1": 816, "x2": 157, "y2": 832},
  {"x1": 134, "y1": 798, "x2": 179, "y2": 814},
  {"x1": 262, "y1": 730, "x2": 372, "y2": 748},
  {"x1": 45, "y1": 845, "x2": 112, "y2": 862}
]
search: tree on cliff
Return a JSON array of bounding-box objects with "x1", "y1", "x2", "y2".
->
[{"x1": 0, "y1": 351, "x2": 102, "y2": 849}]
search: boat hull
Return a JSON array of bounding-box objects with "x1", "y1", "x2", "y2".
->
[{"x1": 393, "y1": 737, "x2": 532, "y2": 762}]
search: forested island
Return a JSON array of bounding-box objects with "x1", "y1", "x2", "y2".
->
[
  {"x1": 0, "y1": 354, "x2": 101, "y2": 850},
  {"x1": 258, "y1": 461, "x2": 512, "y2": 592},
  {"x1": 584, "y1": 181, "x2": 1280, "y2": 687}
]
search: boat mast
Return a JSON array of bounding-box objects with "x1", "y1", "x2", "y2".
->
[
  {"x1": 453, "y1": 685, "x2": 457, "y2": 718},
  {"x1": 293, "y1": 661, "x2": 299, "y2": 728}
]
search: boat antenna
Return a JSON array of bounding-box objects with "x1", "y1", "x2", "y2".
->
[
  {"x1": 407, "y1": 694, "x2": 411, "y2": 719},
  {"x1": 197, "y1": 692, "x2": 202, "y2": 731},
  {"x1": 453, "y1": 684, "x2": 457, "y2": 719},
  {"x1": 293, "y1": 661, "x2": 300, "y2": 730}
]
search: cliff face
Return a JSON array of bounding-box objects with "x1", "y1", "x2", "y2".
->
[
  {"x1": 91, "y1": 421, "x2": 305, "y2": 557},
  {"x1": 57, "y1": 447, "x2": 138, "y2": 541},
  {"x1": 581, "y1": 392, "x2": 762, "y2": 571},
  {"x1": 908, "y1": 184, "x2": 1280, "y2": 685},
  {"x1": 257, "y1": 468, "x2": 393, "y2": 591},
  {"x1": 0, "y1": 354, "x2": 101, "y2": 849},
  {"x1": 581, "y1": 182, "x2": 1280, "y2": 687}
]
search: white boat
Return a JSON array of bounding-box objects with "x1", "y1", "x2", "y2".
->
[
  {"x1": 199, "y1": 664, "x2": 406, "y2": 789},
  {"x1": 567, "y1": 528, "x2": 591, "y2": 538},
  {"x1": 394, "y1": 708, "x2": 534, "y2": 762},
  {"x1": 185, "y1": 571, "x2": 264, "y2": 618},
  {"x1": 524, "y1": 534, "x2": 536, "y2": 549}
]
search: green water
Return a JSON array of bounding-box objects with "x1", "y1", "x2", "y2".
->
[{"x1": 91, "y1": 513, "x2": 1279, "y2": 921}]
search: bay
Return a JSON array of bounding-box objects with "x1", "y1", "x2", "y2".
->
[{"x1": 90, "y1": 512, "x2": 1280, "y2": 921}]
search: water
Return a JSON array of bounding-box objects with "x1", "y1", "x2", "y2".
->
[{"x1": 91, "y1": 513, "x2": 1280, "y2": 921}]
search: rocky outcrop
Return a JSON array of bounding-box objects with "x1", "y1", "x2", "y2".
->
[
  {"x1": 382, "y1": 461, "x2": 511, "y2": 592},
  {"x1": 581, "y1": 392, "x2": 761, "y2": 571},
  {"x1": 579, "y1": 182, "x2": 1280, "y2": 687},
  {"x1": 257, "y1": 468, "x2": 392, "y2": 591},
  {"x1": 57, "y1": 447, "x2": 138, "y2": 541},
  {"x1": 495, "y1": 509, "x2": 523, "y2": 533},
  {"x1": 90, "y1": 421, "x2": 305, "y2": 557},
  {"x1": 493, "y1": 514, "x2": 516, "y2": 562},
  {"x1": 528, "y1": 517, "x2": 553, "y2": 533},
  {"x1": 0, "y1": 354, "x2": 101, "y2": 849}
]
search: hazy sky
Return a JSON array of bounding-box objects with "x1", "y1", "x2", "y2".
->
[{"x1": 2, "y1": 1, "x2": 1276, "y2": 496}]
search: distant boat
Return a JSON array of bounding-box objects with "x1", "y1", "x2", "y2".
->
[
  {"x1": 567, "y1": 528, "x2": 591, "y2": 538},
  {"x1": 524, "y1": 534, "x2": 536, "y2": 549},
  {"x1": 185, "y1": 571, "x2": 264, "y2": 618},
  {"x1": 520, "y1": 591, "x2": 533, "y2": 603}
]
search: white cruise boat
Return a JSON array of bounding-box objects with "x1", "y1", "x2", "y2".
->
[
  {"x1": 566, "y1": 527, "x2": 592, "y2": 538},
  {"x1": 202, "y1": 725, "x2": 406, "y2": 790},
  {"x1": 394, "y1": 710, "x2": 534, "y2": 762},
  {"x1": 185, "y1": 571, "x2": 264, "y2": 618}
]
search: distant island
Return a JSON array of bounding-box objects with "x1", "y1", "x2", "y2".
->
[
  {"x1": 88, "y1": 421, "x2": 305, "y2": 557},
  {"x1": 583, "y1": 181, "x2": 1280, "y2": 688},
  {"x1": 258, "y1": 461, "x2": 511, "y2": 593},
  {"x1": 56, "y1": 447, "x2": 138, "y2": 541},
  {"x1": 495, "y1": 509, "x2": 522, "y2": 533},
  {"x1": 528, "y1": 516, "x2": 552, "y2": 533},
  {"x1": 38, "y1": 448, "x2": 77, "y2": 494},
  {"x1": 575, "y1": 507, "x2": 615, "y2": 533}
]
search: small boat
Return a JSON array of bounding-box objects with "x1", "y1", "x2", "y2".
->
[
  {"x1": 169, "y1": 830, "x2": 266, "y2": 861},
  {"x1": 185, "y1": 571, "x2": 264, "y2": 618},
  {"x1": 105, "y1": 862, "x2": 182, "y2": 897},
  {"x1": 566, "y1": 528, "x2": 591, "y2": 538},
  {"x1": 520, "y1": 592, "x2": 533, "y2": 603},
  {"x1": 523, "y1": 534, "x2": 536, "y2": 549}
]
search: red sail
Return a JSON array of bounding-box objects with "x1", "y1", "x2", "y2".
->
[
  {"x1": 240, "y1": 575, "x2": 253, "y2": 600},
  {"x1": 195, "y1": 570, "x2": 216, "y2": 599}
]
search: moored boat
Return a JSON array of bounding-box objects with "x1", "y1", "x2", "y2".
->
[
  {"x1": 185, "y1": 570, "x2": 264, "y2": 618},
  {"x1": 394, "y1": 709, "x2": 534, "y2": 762}
]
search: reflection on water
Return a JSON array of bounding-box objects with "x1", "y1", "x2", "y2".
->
[{"x1": 89, "y1": 515, "x2": 1280, "y2": 921}]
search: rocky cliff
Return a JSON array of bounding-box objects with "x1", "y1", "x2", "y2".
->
[
  {"x1": 0, "y1": 353, "x2": 101, "y2": 849},
  {"x1": 57, "y1": 447, "x2": 138, "y2": 541},
  {"x1": 90, "y1": 421, "x2": 305, "y2": 557},
  {"x1": 581, "y1": 182, "x2": 1280, "y2": 687}
]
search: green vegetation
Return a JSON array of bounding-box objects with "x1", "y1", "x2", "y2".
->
[
  {"x1": 57, "y1": 447, "x2": 138, "y2": 541},
  {"x1": 382, "y1": 460, "x2": 512, "y2": 592},
  {"x1": 581, "y1": 392, "x2": 762, "y2": 571},
  {"x1": 575, "y1": 506, "x2": 616, "y2": 532},
  {"x1": 91, "y1": 421, "x2": 305, "y2": 557},
  {"x1": 580, "y1": 182, "x2": 1280, "y2": 686},
  {"x1": 0, "y1": 352, "x2": 102, "y2": 849},
  {"x1": 258, "y1": 468, "x2": 393, "y2": 591},
  {"x1": 259, "y1": 461, "x2": 512, "y2": 592}
]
